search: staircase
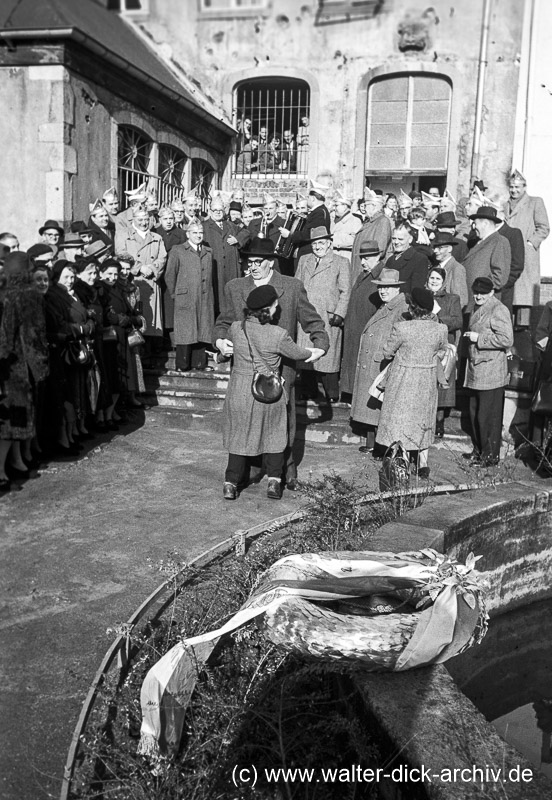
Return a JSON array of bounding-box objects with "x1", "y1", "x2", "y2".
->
[{"x1": 143, "y1": 351, "x2": 472, "y2": 446}]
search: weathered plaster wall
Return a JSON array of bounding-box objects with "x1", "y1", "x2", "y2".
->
[
  {"x1": 0, "y1": 64, "x2": 75, "y2": 249},
  {"x1": 142, "y1": 0, "x2": 524, "y2": 198}
]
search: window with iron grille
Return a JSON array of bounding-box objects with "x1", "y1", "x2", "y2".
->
[
  {"x1": 191, "y1": 159, "x2": 217, "y2": 214},
  {"x1": 118, "y1": 126, "x2": 153, "y2": 203},
  {"x1": 234, "y1": 78, "x2": 310, "y2": 180},
  {"x1": 367, "y1": 74, "x2": 452, "y2": 174},
  {"x1": 158, "y1": 145, "x2": 187, "y2": 206}
]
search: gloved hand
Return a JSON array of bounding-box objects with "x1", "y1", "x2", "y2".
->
[{"x1": 329, "y1": 313, "x2": 344, "y2": 327}]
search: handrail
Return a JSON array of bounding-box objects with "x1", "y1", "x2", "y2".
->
[{"x1": 59, "y1": 480, "x2": 499, "y2": 799}]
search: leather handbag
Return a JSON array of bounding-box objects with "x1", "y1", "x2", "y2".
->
[
  {"x1": 127, "y1": 328, "x2": 145, "y2": 348},
  {"x1": 102, "y1": 325, "x2": 118, "y2": 342},
  {"x1": 379, "y1": 441, "x2": 411, "y2": 492},
  {"x1": 63, "y1": 340, "x2": 94, "y2": 368},
  {"x1": 531, "y1": 379, "x2": 552, "y2": 415},
  {"x1": 242, "y1": 321, "x2": 284, "y2": 404}
]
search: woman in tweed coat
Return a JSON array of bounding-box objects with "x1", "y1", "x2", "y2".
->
[
  {"x1": 376, "y1": 288, "x2": 448, "y2": 479},
  {"x1": 222, "y1": 285, "x2": 319, "y2": 501},
  {"x1": 463, "y1": 277, "x2": 514, "y2": 466}
]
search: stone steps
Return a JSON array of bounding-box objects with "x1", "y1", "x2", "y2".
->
[{"x1": 143, "y1": 358, "x2": 471, "y2": 445}]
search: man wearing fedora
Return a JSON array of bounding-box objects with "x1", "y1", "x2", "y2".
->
[
  {"x1": 462, "y1": 206, "x2": 511, "y2": 304},
  {"x1": 341, "y1": 240, "x2": 381, "y2": 397},
  {"x1": 58, "y1": 233, "x2": 85, "y2": 263},
  {"x1": 431, "y1": 232, "x2": 469, "y2": 309},
  {"x1": 277, "y1": 179, "x2": 331, "y2": 263},
  {"x1": 39, "y1": 219, "x2": 64, "y2": 249},
  {"x1": 213, "y1": 236, "x2": 328, "y2": 489},
  {"x1": 350, "y1": 191, "x2": 393, "y2": 283},
  {"x1": 295, "y1": 227, "x2": 351, "y2": 402},
  {"x1": 434, "y1": 211, "x2": 469, "y2": 262},
  {"x1": 350, "y1": 268, "x2": 408, "y2": 456}
]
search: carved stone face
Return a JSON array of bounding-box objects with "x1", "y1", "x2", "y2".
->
[{"x1": 397, "y1": 7, "x2": 438, "y2": 53}]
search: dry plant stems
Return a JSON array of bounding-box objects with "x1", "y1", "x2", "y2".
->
[{"x1": 71, "y1": 473, "x2": 437, "y2": 800}]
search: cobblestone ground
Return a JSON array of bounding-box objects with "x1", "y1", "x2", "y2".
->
[{"x1": 0, "y1": 409, "x2": 541, "y2": 800}]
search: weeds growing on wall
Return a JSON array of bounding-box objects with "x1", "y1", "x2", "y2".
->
[{"x1": 71, "y1": 473, "x2": 432, "y2": 800}]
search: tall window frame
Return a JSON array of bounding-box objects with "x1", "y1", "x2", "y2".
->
[
  {"x1": 233, "y1": 77, "x2": 311, "y2": 180},
  {"x1": 367, "y1": 73, "x2": 452, "y2": 175}
]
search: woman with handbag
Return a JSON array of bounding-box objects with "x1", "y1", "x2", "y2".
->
[
  {"x1": 463, "y1": 277, "x2": 514, "y2": 467},
  {"x1": 45, "y1": 261, "x2": 95, "y2": 447},
  {"x1": 375, "y1": 288, "x2": 449, "y2": 479},
  {"x1": 426, "y1": 267, "x2": 463, "y2": 437},
  {"x1": 222, "y1": 284, "x2": 322, "y2": 500}
]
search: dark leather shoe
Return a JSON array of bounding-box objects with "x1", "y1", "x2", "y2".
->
[
  {"x1": 435, "y1": 421, "x2": 445, "y2": 438},
  {"x1": 223, "y1": 482, "x2": 237, "y2": 500},
  {"x1": 267, "y1": 478, "x2": 282, "y2": 499},
  {"x1": 462, "y1": 450, "x2": 479, "y2": 461},
  {"x1": 0, "y1": 478, "x2": 22, "y2": 493},
  {"x1": 286, "y1": 478, "x2": 299, "y2": 491},
  {"x1": 358, "y1": 445, "x2": 372, "y2": 454}
]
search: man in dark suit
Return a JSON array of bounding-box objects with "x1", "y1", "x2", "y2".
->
[
  {"x1": 372, "y1": 223, "x2": 430, "y2": 294},
  {"x1": 463, "y1": 206, "x2": 511, "y2": 303},
  {"x1": 495, "y1": 216, "x2": 525, "y2": 313},
  {"x1": 213, "y1": 237, "x2": 329, "y2": 489},
  {"x1": 202, "y1": 195, "x2": 242, "y2": 315},
  {"x1": 248, "y1": 193, "x2": 285, "y2": 249}
]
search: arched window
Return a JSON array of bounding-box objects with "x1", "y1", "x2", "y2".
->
[
  {"x1": 158, "y1": 145, "x2": 187, "y2": 206},
  {"x1": 233, "y1": 77, "x2": 310, "y2": 178},
  {"x1": 367, "y1": 74, "x2": 451, "y2": 188},
  {"x1": 118, "y1": 125, "x2": 153, "y2": 203},
  {"x1": 191, "y1": 159, "x2": 218, "y2": 214}
]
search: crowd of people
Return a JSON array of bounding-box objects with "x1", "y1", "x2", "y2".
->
[
  {"x1": 235, "y1": 116, "x2": 310, "y2": 175},
  {"x1": 1, "y1": 168, "x2": 550, "y2": 496}
]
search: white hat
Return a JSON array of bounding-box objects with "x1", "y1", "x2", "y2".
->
[
  {"x1": 102, "y1": 186, "x2": 118, "y2": 199},
  {"x1": 399, "y1": 188, "x2": 412, "y2": 204},
  {"x1": 470, "y1": 185, "x2": 497, "y2": 209},
  {"x1": 422, "y1": 190, "x2": 441, "y2": 206},
  {"x1": 335, "y1": 189, "x2": 352, "y2": 207},
  {"x1": 125, "y1": 183, "x2": 147, "y2": 202},
  {"x1": 309, "y1": 178, "x2": 330, "y2": 199},
  {"x1": 364, "y1": 188, "x2": 384, "y2": 204},
  {"x1": 510, "y1": 168, "x2": 526, "y2": 183},
  {"x1": 263, "y1": 192, "x2": 277, "y2": 205},
  {"x1": 89, "y1": 198, "x2": 104, "y2": 215}
]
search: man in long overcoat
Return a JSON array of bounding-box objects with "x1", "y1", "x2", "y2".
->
[
  {"x1": 114, "y1": 208, "x2": 167, "y2": 339},
  {"x1": 202, "y1": 196, "x2": 241, "y2": 315},
  {"x1": 295, "y1": 227, "x2": 351, "y2": 402},
  {"x1": 504, "y1": 170, "x2": 550, "y2": 323},
  {"x1": 350, "y1": 269, "x2": 408, "y2": 455},
  {"x1": 463, "y1": 207, "x2": 511, "y2": 304},
  {"x1": 340, "y1": 240, "x2": 381, "y2": 396},
  {"x1": 213, "y1": 237, "x2": 328, "y2": 488},
  {"x1": 164, "y1": 219, "x2": 214, "y2": 371}
]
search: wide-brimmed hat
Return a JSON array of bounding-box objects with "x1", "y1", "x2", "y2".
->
[
  {"x1": 27, "y1": 243, "x2": 55, "y2": 261},
  {"x1": 246, "y1": 284, "x2": 280, "y2": 310},
  {"x1": 435, "y1": 211, "x2": 459, "y2": 228},
  {"x1": 241, "y1": 237, "x2": 279, "y2": 259},
  {"x1": 372, "y1": 268, "x2": 405, "y2": 286},
  {"x1": 63, "y1": 233, "x2": 85, "y2": 248},
  {"x1": 85, "y1": 240, "x2": 112, "y2": 259},
  {"x1": 39, "y1": 219, "x2": 64, "y2": 236},
  {"x1": 71, "y1": 221, "x2": 93, "y2": 236},
  {"x1": 309, "y1": 226, "x2": 332, "y2": 241},
  {"x1": 469, "y1": 205, "x2": 502, "y2": 223},
  {"x1": 359, "y1": 240, "x2": 380, "y2": 257},
  {"x1": 431, "y1": 233, "x2": 459, "y2": 248},
  {"x1": 229, "y1": 201, "x2": 242, "y2": 212}
]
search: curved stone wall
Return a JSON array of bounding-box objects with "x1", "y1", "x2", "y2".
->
[{"x1": 354, "y1": 481, "x2": 552, "y2": 800}]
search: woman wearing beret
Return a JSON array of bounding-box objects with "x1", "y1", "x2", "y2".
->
[
  {"x1": 463, "y1": 277, "x2": 514, "y2": 466},
  {"x1": 376, "y1": 287, "x2": 449, "y2": 479},
  {"x1": 222, "y1": 284, "x2": 322, "y2": 500}
]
